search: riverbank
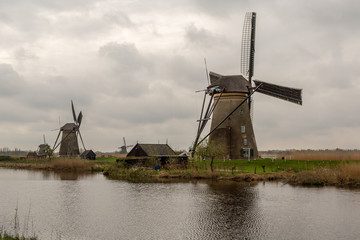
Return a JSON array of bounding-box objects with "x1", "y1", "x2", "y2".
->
[
  {"x1": 1, "y1": 157, "x2": 360, "y2": 187},
  {"x1": 0, "y1": 157, "x2": 107, "y2": 172},
  {"x1": 104, "y1": 160, "x2": 360, "y2": 187}
]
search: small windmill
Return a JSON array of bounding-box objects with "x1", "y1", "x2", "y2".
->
[
  {"x1": 192, "y1": 12, "x2": 302, "y2": 159},
  {"x1": 37, "y1": 134, "x2": 50, "y2": 157},
  {"x1": 53, "y1": 100, "x2": 86, "y2": 156},
  {"x1": 118, "y1": 137, "x2": 133, "y2": 154}
]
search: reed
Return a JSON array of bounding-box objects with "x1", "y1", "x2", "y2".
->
[
  {"x1": 282, "y1": 150, "x2": 360, "y2": 161},
  {"x1": 51, "y1": 158, "x2": 91, "y2": 172},
  {"x1": 337, "y1": 163, "x2": 360, "y2": 185},
  {"x1": 0, "y1": 203, "x2": 38, "y2": 240},
  {"x1": 287, "y1": 163, "x2": 360, "y2": 186},
  {"x1": 0, "y1": 157, "x2": 105, "y2": 173}
]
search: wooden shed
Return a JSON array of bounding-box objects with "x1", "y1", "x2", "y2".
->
[
  {"x1": 124, "y1": 143, "x2": 188, "y2": 168},
  {"x1": 80, "y1": 150, "x2": 96, "y2": 160},
  {"x1": 127, "y1": 143, "x2": 176, "y2": 157}
]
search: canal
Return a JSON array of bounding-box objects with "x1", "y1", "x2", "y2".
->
[{"x1": 0, "y1": 168, "x2": 359, "y2": 239}]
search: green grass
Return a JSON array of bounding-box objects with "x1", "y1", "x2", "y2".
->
[
  {"x1": 3, "y1": 156, "x2": 359, "y2": 175},
  {"x1": 0, "y1": 156, "x2": 15, "y2": 161},
  {"x1": 92, "y1": 156, "x2": 118, "y2": 164},
  {"x1": 105, "y1": 158, "x2": 360, "y2": 177},
  {"x1": 0, "y1": 232, "x2": 37, "y2": 240},
  {"x1": 188, "y1": 158, "x2": 360, "y2": 174},
  {"x1": 103, "y1": 158, "x2": 360, "y2": 187}
]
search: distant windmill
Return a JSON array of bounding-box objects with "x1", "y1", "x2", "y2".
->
[
  {"x1": 37, "y1": 134, "x2": 50, "y2": 157},
  {"x1": 192, "y1": 12, "x2": 302, "y2": 159},
  {"x1": 53, "y1": 100, "x2": 86, "y2": 156},
  {"x1": 118, "y1": 137, "x2": 133, "y2": 154}
]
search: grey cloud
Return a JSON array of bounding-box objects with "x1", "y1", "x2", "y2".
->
[
  {"x1": 90, "y1": 84, "x2": 198, "y2": 126},
  {"x1": 160, "y1": 55, "x2": 204, "y2": 88},
  {"x1": 0, "y1": 100, "x2": 49, "y2": 123},
  {"x1": 0, "y1": 64, "x2": 25, "y2": 96},
  {"x1": 99, "y1": 42, "x2": 151, "y2": 72},
  {"x1": 185, "y1": 24, "x2": 227, "y2": 48},
  {"x1": 193, "y1": 0, "x2": 252, "y2": 17},
  {"x1": 0, "y1": 1, "x2": 134, "y2": 45},
  {"x1": 116, "y1": 96, "x2": 195, "y2": 125},
  {"x1": 98, "y1": 42, "x2": 153, "y2": 96},
  {"x1": 13, "y1": 48, "x2": 38, "y2": 64},
  {"x1": 0, "y1": 0, "x2": 98, "y2": 13},
  {"x1": 103, "y1": 10, "x2": 135, "y2": 28},
  {"x1": 282, "y1": 1, "x2": 360, "y2": 34}
]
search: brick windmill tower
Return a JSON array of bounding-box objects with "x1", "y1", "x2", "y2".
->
[{"x1": 192, "y1": 12, "x2": 302, "y2": 159}]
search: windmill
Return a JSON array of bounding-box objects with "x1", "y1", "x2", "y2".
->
[
  {"x1": 118, "y1": 137, "x2": 133, "y2": 154},
  {"x1": 37, "y1": 134, "x2": 50, "y2": 157},
  {"x1": 53, "y1": 100, "x2": 86, "y2": 156},
  {"x1": 192, "y1": 12, "x2": 302, "y2": 159}
]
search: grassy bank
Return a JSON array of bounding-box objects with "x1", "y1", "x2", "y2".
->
[
  {"x1": 191, "y1": 158, "x2": 350, "y2": 173},
  {"x1": 104, "y1": 159, "x2": 360, "y2": 187},
  {"x1": 0, "y1": 156, "x2": 111, "y2": 172},
  {"x1": 287, "y1": 163, "x2": 360, "y2": 187},
  {"x1": 2, "y1": 155, "x2": 360, "y2": 187}
]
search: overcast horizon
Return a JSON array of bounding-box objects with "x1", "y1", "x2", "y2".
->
[{"x1": 1, "y1": 0, "x2": 359, "y2": 152}]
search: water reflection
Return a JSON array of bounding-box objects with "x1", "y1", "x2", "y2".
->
[
  {"x1": 203, "y1": 181, "x2": 260, "y2": 239},
  {"x1": 1, "y1": 168, "x2": 360, "y2": 240},
  {"x1": 32, "y1": 170, "x2": 94, "y2": 180},
  {"x1": 54, "y1": 171, "x2": 91, "y2": 180}
]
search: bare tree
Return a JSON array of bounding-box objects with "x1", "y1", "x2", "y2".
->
[{"x1": 196, "y1": 140, "x2": 227, "y2": 172}]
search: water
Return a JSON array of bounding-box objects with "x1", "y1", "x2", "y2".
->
[{"x1": 1, "y1": 168, "x2": 360, "y2": 240}]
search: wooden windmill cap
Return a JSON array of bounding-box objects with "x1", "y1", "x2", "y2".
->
[
  {"x1": 60, "y1": 123, "x2": 78, "y2": 131},
  {"x1": 209, "y1": 74, "x2": 250, "y2": 93}
]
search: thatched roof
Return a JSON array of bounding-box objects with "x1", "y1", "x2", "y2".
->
[
  {"x1": 81, "y1": 150, "x2": 95, "y2": 156},
  {"x1": 80, "y1": 149, "x2": 96, "y2": 160},
  {"x1": 209, "y1": 73, "x2": 250, "y2": 93},
  {"x1": 127, "y1": 144, "x2": 176, "y2": 157},
  {"x1": 61, "y1": 123, "x2": 78, "y2": 131}
]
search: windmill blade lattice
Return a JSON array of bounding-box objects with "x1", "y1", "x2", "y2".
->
[
  {"x1": 240, "y1": 12, "x2": 256, "y2": 82},
  {"x1": 254, "y1": 80, "x2": 302, "y2": 105}
]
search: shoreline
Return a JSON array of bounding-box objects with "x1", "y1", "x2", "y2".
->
[
  {"x1": 1, "y1": 158, "x2": 360, "y2": 188},
  {"x1": 103, "y1": 163, "x2": 360, "y2": 187}
]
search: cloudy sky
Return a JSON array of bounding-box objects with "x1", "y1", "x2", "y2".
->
[{"x1": 0, "y1": 0, "x2": 359, "y2": 152}]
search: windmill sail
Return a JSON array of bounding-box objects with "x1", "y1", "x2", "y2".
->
[
  {"x1": 77, "y1": 111, "x2": 83, "y2": 127},
  {"x1": 240, "y1": 12, "x2": 256, "y2": 83},
  {"x1": 254, "y1": 80, "x2": 302, "y2": 105},
  {"x1": 71, "y1": 100, "x2": 77, "y2": 123},
  {"x1": 241, "y1": 12, "x2": 256, "y2": 112}
]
